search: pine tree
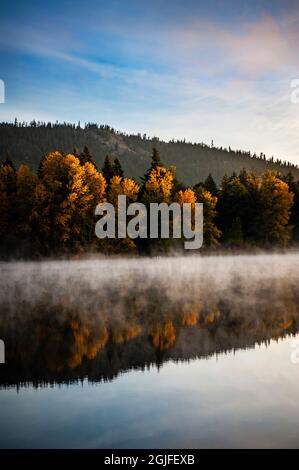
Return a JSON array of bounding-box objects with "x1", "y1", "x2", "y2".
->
[
  {"x1": 80, "y1": 146, "x2": 96, "y2": 168},
  {"x1": 102, "y1": 155, "x2": 114, "y2": 184},
  {"x1": 72, "y1": 147, "x2": 79, "y2": 158},
  {"x1": 204, "y1": 173, "x2": 218, "y2": 195},
  {"x1": 193, "y1": 186, "x2": 221, "y2": 246},
  {"x1": 225, "y1": 217, "x2": 244, "y2": 245},
  {"x1": 3, "y1": 151, "x2": 15, "y2": 173},
  {"x1": 112, "y1": 158, "x2": 124, "y2": 178},
  {"x1": 142, "y1": 147, "x2": 163, "y2": 182}
]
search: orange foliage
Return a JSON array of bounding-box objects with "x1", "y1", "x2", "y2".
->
[
  {"x1": 181, "y1": 311, "x2": 199, "y2": 326},
  {"x1": 151, "y1": 320, "x2": 176, "y2": 350}
]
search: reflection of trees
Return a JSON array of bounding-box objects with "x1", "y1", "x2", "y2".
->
[
  {"x1": 150, "y1": 320, "x2": 176, "y2": 350},
  {"x1": 1, "y1": 272, "x2": 299, "y2": 388}
]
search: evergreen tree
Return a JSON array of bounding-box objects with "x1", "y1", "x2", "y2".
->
[
  {"x1": 193, "y1": 185, "x2": 221, "y2": 246},
  {"x1": 142, "y1": 147, "x2": 163, "y2": 182},
  {"x1": 216, "y1": 173, "x2": 249, "y2": 242},
  {"x1": 80, "y1": 146, "x2": 96, "y2": 168},
  {"x1": 3, "y1": 151, "x2": 15, "y2": 173},
  {"x1": 112, "y1": 158, "x2": 124, "y2": 178},
  {"x1": 72, "y1": 147, "x2": 79, "y2": 158},
  {"x1": 204, "y1": 173, "x2": 218, "y2": 195},
  {"x1": 102, "y1": 155, "x2": 114, "y2": 184},
  {"x1": 225, "y1": 217, "x2": 244, "y2": 245},
  {"x1": 0, "y1": 161, "x2": 17, "y2": 239},
  {"x1": 16, "y1": 165, "x2": 37, "y2": 236}
]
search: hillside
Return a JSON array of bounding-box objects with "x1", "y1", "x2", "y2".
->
[{"x1": 1, "y1": 121, "x2": 299, "y2": 184}]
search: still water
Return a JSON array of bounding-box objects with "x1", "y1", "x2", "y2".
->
[{"x1": 0, "y1": 254, "x2": 299, "y2": 448}]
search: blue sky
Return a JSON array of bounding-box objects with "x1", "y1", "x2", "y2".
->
[{"x1": 1, "y1": 0, "x2": 299, "y2": 163}]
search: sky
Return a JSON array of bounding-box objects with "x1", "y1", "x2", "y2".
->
[{"x1": 1, "y1": 0, "x2": 299, "y2": 164}]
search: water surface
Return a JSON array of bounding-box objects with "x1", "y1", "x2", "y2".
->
[{"x1": 0, "y1": 254, "x2": 299, "y2": 448}]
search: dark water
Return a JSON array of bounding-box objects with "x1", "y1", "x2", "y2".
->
[{"x1": 0, "y1": 254, "x2": 299, "y2": 448}]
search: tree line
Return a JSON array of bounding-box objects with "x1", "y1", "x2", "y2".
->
[
  {"x1": 0, "y1": 146, "x2": 297, "y2": 257},
  {"x1": 2, "y1": 120, "x2": 299, "y2": 186}
]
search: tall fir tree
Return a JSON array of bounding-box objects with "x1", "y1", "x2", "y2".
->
[
  {"x1": 112, "y1": 158, "x2": 124, "y2": 178},
  {"x1": 204, "y1": 173, "x2": 218, "y2": 195},
  {"x1": 102, "y1": 155, "x2": 114, "y2": 184},
  {"x1": 3, "y1": 151, "x2": 15, "y2": 173},
  {"x1": 142, "y1": 147, "x2": 163, "y2": 182},
  {"x1": 80, "y1": 146, "x2": 96, "y2": 168}
]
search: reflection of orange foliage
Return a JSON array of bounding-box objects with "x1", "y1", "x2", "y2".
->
[
  {"x1": 204, "y1": 309, "x2": 220, "y2": 324},
  {"x1": 112, "y1": 323, "x2": 141, "y2": 344},
  {"x1": 181, "y1": 311, "x2": 198, "y2": 326},
  {"x1": 151, "y1": 320, "x2": 176, "y2": 350},
  {"x1": 279, "y1": 319, "x2": 293, "y2": 330},
  {"x1": 67, "y1": 319, "x2": 109, "y2": 369}
]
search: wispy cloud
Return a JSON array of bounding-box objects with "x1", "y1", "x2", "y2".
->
[{"x1": 1, "y1": 2, "x2": 299, "y2": 164}]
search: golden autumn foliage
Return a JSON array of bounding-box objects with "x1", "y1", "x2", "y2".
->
[
  {"x1": 122, "y1": 178, "x2": 140, "y2": 201},
  {"x1": 143, "y1": 165, "x2": 175, "y2": 203},
  {"x1": 177, "y1": 188, "x2": 197, "y2": 206},
  {"x1": 0, "y1": 147, "x2": 296, "y2": 255},
  {"x1": 31, "y1": 152, "x2": 106, "y2": 251},
  {"x1": 108, "y1": 175, "x2": 140, "y2": 204},
  {"x1": 258, "y1": 171, "x2": 294, "y2": 244}
]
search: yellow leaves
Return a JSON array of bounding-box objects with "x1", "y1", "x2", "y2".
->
[
  {"x1": 122, "y1": 178, "x2": 139, "y2": 201},
  {"x1": 17, "y1": 164, "x2": 37, "y2": 186},
  {"x1": 201, "y1": 190, "x2": 217, "y2": 207},
  {"x1": 144, "y1": 165, "x2": 175, "y2": 203},
  {"x1": 108, "y1": 175, "x2": 139, "y2": 204},
  {"x1": 82, "y1": 162, "x2": 106, "y2": 201},
  {"x1": 110, "y1": 175, "x2": 122, "y2": 188},
  {"x1": 30, "y1": 151, "x2": 107, "y2": 249},
  {"x1": 177, "y1": 188, "x2": 196, "y2": 206}
]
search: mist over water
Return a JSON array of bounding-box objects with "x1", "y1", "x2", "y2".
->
[
  {"x1": 1, "y1": 252, "x2": 299, "y2": 312},
  {"x1": 1, "y1": 253, "x2": 299, "y2": 448},
  {"x1": 0, "y1": 253, "x2": 299, "y2": 386}
]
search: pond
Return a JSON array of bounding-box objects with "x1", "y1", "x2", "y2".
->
[{"x1": 0, "y1": 254, "x2": 299, "y2": 448}]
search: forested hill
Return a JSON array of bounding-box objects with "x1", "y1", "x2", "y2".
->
[{"x1": 1, "y1": 121, "x2": 299, "y2": 184}]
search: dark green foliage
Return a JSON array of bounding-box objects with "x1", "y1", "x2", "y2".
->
[
  {"x1": 225, "y1": 217, "x2": 244, "y2": 245},
  {"x1": 282, "y1": 172, "x2": 299, "y2": 241},
  {"x1": 79, "y1": 146, "x2": 97, "y2": 168},
  {"x1": 1, "y1": 121, "x2": 299, "y2": 185},
  {"x1": 102, "y1": 155, "x2": 114, "y2": 183},
  {"x1": 112, "y1": 158, "x2": 124, "y2": 177},
  {"x1": 3, "y1": 151, "x2": 16, "y2": 173},
  {"x1": 0, "y1": 122, "x2": 298, "y2": 257},
  {"x1": 204, "y1": 173, "x2": 218, "y2": 195},
  {"x1": 142, "y1": 147, "x2": 163, "y2": 182}
]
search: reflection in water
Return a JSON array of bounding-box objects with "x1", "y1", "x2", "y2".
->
[{"x1": 0, "y1": 254, "x2": 299, "y2": 387}]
